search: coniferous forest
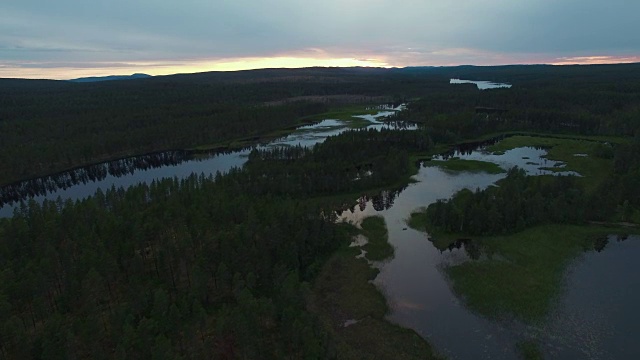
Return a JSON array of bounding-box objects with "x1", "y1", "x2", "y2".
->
[
  {"x1": 1, "y1": 64, "x2": 640, "y2": 359},
  {"x1": 0, "y1": 127, "x2": 435, "y2": 359}
]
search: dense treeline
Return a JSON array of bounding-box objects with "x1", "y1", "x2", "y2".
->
[
  {"x1": 243, "y1": 128, "x2": 433, "y2": 196},
  {"x1": 0, "y1": 124, "x2": 434, "y2": 210},
  {"x1": 426, "y1": 167, "x2": 587, "y2": 235},
  {"x1": 426, "y1": 137, "x2": 640, "y2": 235},
  {"x1": 0, "y1": 99, "x2": 327, "y2": 187},
  {"x1": 0, "y1": 67, "x2": 450, "y2": 186},
  {"x1": 0, "y1": 180, "x2": 338, "y2": 359},
  {"x1": 0, "y1": 128, "x2": 430, "y2": 359},
  {"x1": 5, "y1": 64, "x2": 639, "y2": 187},
  {"x1": 394, "y1": 63, "x2": 640, "y2": 140},
  {"x1": 589, "y1": 138, "x2": 640, "y2": 220},
  {"x1": 0, "y1": 151, "x2": 192, "y2": 207}
]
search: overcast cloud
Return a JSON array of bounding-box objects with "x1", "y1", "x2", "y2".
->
[{"x1": 1, "y1": 0, "x2": 638, "y2": 78}]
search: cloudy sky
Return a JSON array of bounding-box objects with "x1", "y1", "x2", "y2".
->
[{"x1": 1, "y1": 0, "x2": 639, "y2": 79}]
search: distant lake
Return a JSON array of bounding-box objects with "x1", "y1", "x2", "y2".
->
[{"x1": 450, "y1": 78, "x2": 512, "y2": 90}]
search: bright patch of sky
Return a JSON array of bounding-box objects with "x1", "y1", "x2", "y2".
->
[{"x1": 0, "y1": 0, "x2": 638, "y2": 79}]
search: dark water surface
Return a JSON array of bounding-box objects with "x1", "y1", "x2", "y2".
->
[{"x1": 538, "y1": 235, "x2": 640, "y2": 359}]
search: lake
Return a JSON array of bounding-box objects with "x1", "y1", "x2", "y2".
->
[
  {"x1": 450, "y1": 78, "x2": 512, "y2": 90},
  {"x1": 0, "y1": 105, "x2": 410, "y2": 217},
  {"x1": 537, "y1": 235, "x2": 640, "y2": 359}
]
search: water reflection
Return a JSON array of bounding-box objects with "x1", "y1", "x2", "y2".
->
[
  {"x1": 338, "y1": 145, "x2": 638, "y2": 359},
  {"x1": 339, "y1": 167, "x2": 517, "y2": 359},
  {"x1": 440, "y1": 238, "x2": 482, "y2": 260},
  {"x1": 433, "y1": 144, "x2": 581, "y2": 177},
  {"x1": 339, "y1": 188, "x2": 408, "y2": 226},
  {"x1": 0, "y1": 149, "x2": 250, "y2": 217},
  {"x1": 336, "y1": 143, "x2": 594, "y2": 359},
  {"x1": 593, "y1": 235, "x2": 609, "y2": 253},
  {"x1": 450, "y1": 78, "x2": 512, "y2": 90},
  {"x1": 535, "y1": 235, "x2": 640, "y2": 359},
  {"x1": 437, "y1": 136, "x2": 507, "y2": 158},
  {"x1": 1, "y1": 150, "x2": 205, "y2": 207},
  {"x1": 0, "y1": 105, "x2": 409, "y2": 217}
]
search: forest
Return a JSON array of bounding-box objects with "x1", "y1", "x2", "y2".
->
[
  {"x1": 3, "y1": 63, "x2": 640, "y2": 187},
  {"x1": 0, "y1": 67, "x2": 440, "y2": 186},
  {"x1": 423, "y1": 136, "x2": 640, "y2": 237},
  {"x1": 0, "y1": 128, "x2": 438, "y2": 359},
  {"x1": 394, "y1": 63, "x2": 640, "y2": 140},
  {"x1": 2, "y1": 63, "x2": 640, "y2": 359}
]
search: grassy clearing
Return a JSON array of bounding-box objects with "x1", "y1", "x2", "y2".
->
[
  {"x1": 487, "y1": 135, "x2": 613, "y2": 192},
  {"x1": 336, "y1": 317, "x2": 442, "y2": 360},
  {"x1": 516, "y1": 340, "x2": 544, "y2": 360},
  {"x1": 407, "y1": 210, "x2": 466, "y2": 250},
  {"x1": 300, "y1": 105, "x2": 380, "y2": 123},
  {"x1": 487, "y1": 135, "x2": 585, "y2": 152},
  {"x1": 311, "y1": 245, "x2": 388, "y2": 324},
  {"x1": 299, "y1": 104, "x2": 404, "y2": 129},
  {"x1": 425, "y1": 159, "x2": 505, "y2": 174},
  {"x1": 360, "y1": 216, "x2": 394, "y2": 261},
  {"x1": 407, "y1": 209, "x2": 429, "y2": 233},
  {"x1": 310, "y1": 219, "x2": 442, "y2": 360},
  {"x1": 190, "y1": 128, "x2": 300, "y2": 151},
  {"x1": 469, "y1": 131, "x2": 630, "y2": 146},
  {"x1": 445, "y1": 224, "x2": 640, "y2": 323},
  {"x1": 191, "y1": 105, "x2": 381, "y2": 151}
]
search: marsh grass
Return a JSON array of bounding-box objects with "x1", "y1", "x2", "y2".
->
[
  {"x1": 445, "y1": 224, "x2": 640, "y2": 322},
  {"x1": 516, "y1": 340, "x2": 544, "y2": 360},
  {"x1": 486, "y1": 135, "x2": 613, "y2": 192},
  {"x1": 360, "y1": 216, "x2": 394, "y2": 261},
  {"x1": 425, "y1": 159, "x2": 506, "y2": 174},
  {"x1": 310, "y1": 218, "x2": 442, "y2": 359}
]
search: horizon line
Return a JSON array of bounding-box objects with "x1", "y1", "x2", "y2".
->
[{"x1": 2, "y1": 61, "x2": 639, "y2": 81}]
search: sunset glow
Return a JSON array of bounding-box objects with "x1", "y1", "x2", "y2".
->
[
  {"x1": 551, "y1": 55, "x2": 640, "y2": 65},
  {"x1": 2, "y1": 53, "x2": 639, "y2": 80},
  {"x1": 1, "y1": 0, "x2": 638, "y2": 79},
  {"x1": 0, "y1": 57, "x2": 391, "y2": 80}
]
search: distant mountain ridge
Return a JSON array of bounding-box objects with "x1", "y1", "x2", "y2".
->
[{"x1": 69, "y1": 73, "x2": 151, "y2": 83}]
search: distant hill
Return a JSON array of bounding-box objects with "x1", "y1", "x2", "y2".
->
[{"x1": 69, "y1": 73, "x2": 151, "y2": 83}]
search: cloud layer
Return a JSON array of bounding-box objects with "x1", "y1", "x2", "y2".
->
[{"x1": 1, "y1": 0, "x2": 638, "y2": 78}]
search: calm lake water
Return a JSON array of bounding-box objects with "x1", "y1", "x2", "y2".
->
[
  {"x1": 340, "y1": 144, "x2": 639, "y2": 359},
  {"x1": 450, "y1": 78, "x2": 512, "y2": 90},
  {"x1": 0, "y1": 105, "x2": 408, "y2": 217},
  {"x1": 2, "y1": 104, "x2": 638, "y2": 359},
  {"x1": 538, "y1": 235, "x2": 640, "y2": 359}
]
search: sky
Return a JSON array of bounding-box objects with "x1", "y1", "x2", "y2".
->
[{"x1": 1, "y1": 0, "x2": 639, "y2": 79}]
